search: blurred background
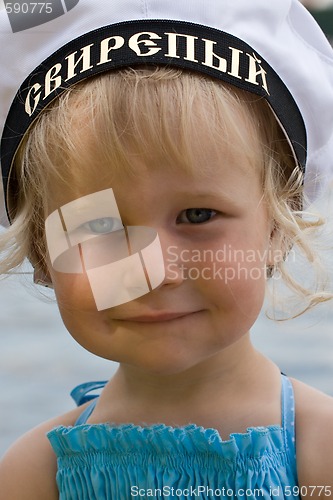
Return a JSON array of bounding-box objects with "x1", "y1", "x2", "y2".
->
[{"x1": 1, "y1": 0, "x2": 333, "y2": 458}]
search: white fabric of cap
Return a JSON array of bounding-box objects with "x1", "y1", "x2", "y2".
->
[{"x1": 0, "y1": 0, "x2": 333, "y2": 225}]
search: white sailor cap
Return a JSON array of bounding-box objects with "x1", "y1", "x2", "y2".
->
[{"x1": 0, "y1": 0, "x2": 333, "y2": 224}]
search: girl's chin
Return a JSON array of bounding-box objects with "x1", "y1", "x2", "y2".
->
[{"x1": 76, "y1": 340, "x2": 211, "y2": 377}]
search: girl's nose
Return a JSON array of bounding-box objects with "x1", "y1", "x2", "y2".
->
[
  {"x1": 125, "y1": 225, "x2": 185, "y2": 290},
  {"x1": 158, "y1": 233, "x2": 185, "y2": 288}
]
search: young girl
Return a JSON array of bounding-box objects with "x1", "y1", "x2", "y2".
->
[{"x1": 0, "y1": 0, "x2": 333, "y2": 498}]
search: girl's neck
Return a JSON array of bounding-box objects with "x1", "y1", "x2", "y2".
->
[
  {"x1": 113, "y1": 334, "x2": 260, "y2": 399},
  {"x1": 94, "y1": 334, "x2": 281, "y2": 433}
]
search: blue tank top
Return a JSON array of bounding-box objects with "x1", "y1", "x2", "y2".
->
[{"x1": 47, "y1": 374, "x2": 299, "y2": 499}]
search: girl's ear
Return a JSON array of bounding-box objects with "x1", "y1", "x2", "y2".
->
[{"x1": 33, "y1": 265, "x2": 53, "y2": 289}]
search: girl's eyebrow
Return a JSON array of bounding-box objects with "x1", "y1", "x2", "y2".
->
[{"x1": 174, "y1": 191, "x2": 243, "y2": 207}]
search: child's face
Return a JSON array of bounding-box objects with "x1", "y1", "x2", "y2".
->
[{"x1": 45, "y1": 116, "x2": 272, "y2": 376}]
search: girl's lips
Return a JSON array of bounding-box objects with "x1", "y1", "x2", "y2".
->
[{"x1": 116, "y1": 311, "x2": 200, "y2": 323}]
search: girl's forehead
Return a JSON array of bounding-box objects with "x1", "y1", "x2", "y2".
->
[
  {"x1": 43, "y1": 72, "x2": 266, "y2": 212},
  {"x1": 46, "y1": 129, "x2": 262, "y2": 215}
]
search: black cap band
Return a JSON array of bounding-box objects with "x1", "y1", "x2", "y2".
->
[{"x1": 0, "y1": 19, "x2": 306, "y2": 221}]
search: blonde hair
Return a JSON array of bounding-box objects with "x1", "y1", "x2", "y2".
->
[{"x1": 0, "y1": 66, "x2": 331, "y2": 315}]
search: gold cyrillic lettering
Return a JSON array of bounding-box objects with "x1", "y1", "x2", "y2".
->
[
  {"x1": 97, "y1": 36, "x2": 125, "y2": 65},
  {"x1": 245, "y1": 53, "x2": 269, "y2": 94},
  {"x1": 228, "y1": 47, "x2": 243, "y2": 80},
  {"x1": 65, "y1": 44, "x2": 94, "y2": 81},
  {"x1": 165, "y1": 33, "x2": 198, "y2": 62},
  {"x1": 128, "y1": 32, "x2": 162, "y2": 57},
  {"x1": 25, "y1": 83, "x2": 42, "y2": 116},
  {"x1": 44, "y1": 63, "x2": 62, "y2": 99},
  {"x1": 202, "y1": 39, "x2": 227, "y2": 72}
]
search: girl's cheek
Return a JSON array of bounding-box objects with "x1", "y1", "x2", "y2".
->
[{"x1": 52, "y1": 272, "x2": 96, "y2": 311}]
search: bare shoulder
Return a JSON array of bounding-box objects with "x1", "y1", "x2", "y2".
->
[
  {"x1": 291, "y1": 378, "x2": 333, "y2": 493},
  {"x1": 0, "y1": 403, "x2": 90, "y2": 500}
]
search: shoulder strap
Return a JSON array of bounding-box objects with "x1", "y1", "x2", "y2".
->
[
  {"x1": 281, "y1": 374, "x2": 298, "y2": 479},
  {"x1": 70, "y1": 380, "x2": 108, "y2": 426},
  {"x1": 74, "y1": 398, "x2": 98, "y2": 425},
  {"x1": 70, "y1": 380, "x2": 108, "y2": 406}
]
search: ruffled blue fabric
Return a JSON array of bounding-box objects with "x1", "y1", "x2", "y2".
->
[{"x1": 48, "y1": 422, "x2": 299, "y2": 499}]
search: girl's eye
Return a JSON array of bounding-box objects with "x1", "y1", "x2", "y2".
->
[
  {"x1": 83, "y1": 217, "x2": 123, "y2": 234},
  {"x1": 176, "y1": 208, "x2": 217, "y2": 224}
]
